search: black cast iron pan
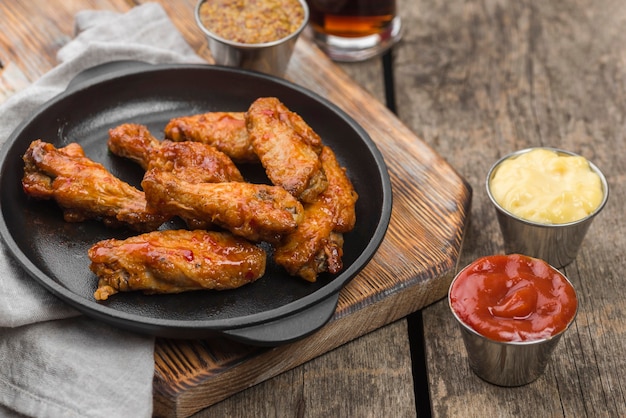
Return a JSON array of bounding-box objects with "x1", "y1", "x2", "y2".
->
[{"x1": 0, "y1": 62, "x2": 392, "y2": 345}]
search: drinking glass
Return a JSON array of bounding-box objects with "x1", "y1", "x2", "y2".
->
[{"x1": 305, "y1": 0, "x2": 402, "y2": 62}]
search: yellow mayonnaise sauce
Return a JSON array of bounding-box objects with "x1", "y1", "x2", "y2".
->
[{"x1": 489, "y1": 149, "x2": 604, "y2": 224}]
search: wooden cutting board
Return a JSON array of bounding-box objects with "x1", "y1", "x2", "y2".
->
[{"x1": 153, "y1": 39, "x2": 472, "y2": 418}]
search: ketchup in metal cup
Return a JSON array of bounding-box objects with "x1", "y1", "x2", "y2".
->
[{"x1": 449, "y1": 254, "x2": 577, "y2": 342}]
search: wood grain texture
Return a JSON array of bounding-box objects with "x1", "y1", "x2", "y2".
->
[
  {"x1": 187, "y1": 320, "x2": 417, "y2": 418},
  {"x1": 393, "y1": 0, "x2": 626, "y2": 416}
]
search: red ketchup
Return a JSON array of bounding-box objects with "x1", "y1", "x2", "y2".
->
[{"x1": 449, "y1": 254, "x2": 577, "y2": 342}]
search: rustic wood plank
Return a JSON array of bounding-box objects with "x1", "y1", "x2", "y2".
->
[
  {"x1": 393, "y1": 0, "x2": 626, "y2": 416},
  {"x1": 193, "y1": 320, "x2": 417, "y2": 418}
]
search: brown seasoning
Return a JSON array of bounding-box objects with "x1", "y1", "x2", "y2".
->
[{"x1": 199, "y1": 0, "x2": 305, "y2": 44}]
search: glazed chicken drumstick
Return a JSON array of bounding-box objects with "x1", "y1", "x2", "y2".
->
[
  {"x1": 108, "y1": 123, "x2": 244, "y2": 183},
  {"x1": 22, "y1": 140, "x2": 167, "y2": 231},
  {"x1": 142, "y1": 169, "x2": 304, "y2": 243},
  {"x1": 89, "y1": 229, "x2": 267, "y2": 300}
]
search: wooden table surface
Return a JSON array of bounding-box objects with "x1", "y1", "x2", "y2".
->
[{"x1": 2, "y1": 0, "x2": 625, "y2": 417}]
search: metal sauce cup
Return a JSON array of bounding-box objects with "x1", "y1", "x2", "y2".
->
[
  {"x1": 449, "y1": 256, "x2": 578, "y2": 387},
  {"x1": 195, "y1": 0, "x2": 309, "y2": 77},
  {"x1": 486, "y1": 147, "x2": 609, "y2": 268}
]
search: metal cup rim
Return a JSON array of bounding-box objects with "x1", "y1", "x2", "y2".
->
[
  {"x1": 485, "y1": 147, "x2": 609, "y2": 228},
  {"x1": 448, "y1": 255, "x2": 579, "y2": 346},
  {"x1": 195, "y1": 0, "x2": 310, "y2": 49}
]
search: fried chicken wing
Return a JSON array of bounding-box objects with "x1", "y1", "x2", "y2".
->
[
  {"x1": 317, "y1": 146, "x2": 358, "y2": 232},
  {"x1": 108, "y1": 123, "x2": 244, "y2": 183},
  {"x1": 164, "y1": 112, "x2": 257, "y2": 163},
  {"x1": 246, "y1": 97, "x2": 328, "y2": 203},
  {"x1": 22, "y1": 140, "x2": 167, "y2": 231},
  {"x1": 107, "y1": 123, "x2": 159, "y2": 169},
  {"x1": 274, "y1": 203, "x2": 345, "y2": 282},
  {"x1": 274, "y1": 146, "x2": 358, "y2": 282},
  {"x1": 142, "y1": 170, "x2": 304, "y2": 242},
  {"x1": 89, "y1": 229, "x2": 266, "y2": 300}
]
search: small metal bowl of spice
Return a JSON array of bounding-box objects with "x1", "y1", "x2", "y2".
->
[{"x1": 195, "y1": 0, "x2": 309, "y2": 77}]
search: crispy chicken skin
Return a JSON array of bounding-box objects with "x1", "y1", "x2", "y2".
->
[
  {"x1": 246, "y1": 97, "x2": 328, "y2": 203},
  {"x1": 274, "y1": 146, "x2": 358, "y2": 282},
  {"x1": 164, "y1": 112, "x2": 257, "y2": 163},
  {"x1": 142, "y1": 170, "x2": 304, "y2": 242},
  {"x1": 89, "y1": 229, "x2": 267, "y2": 300},
  {"x1": 22, "y1": 140, "x2": 167, "y2": 231},
  {"x1": 108, "y1": 123, "x2": 244, "y2": 183}
]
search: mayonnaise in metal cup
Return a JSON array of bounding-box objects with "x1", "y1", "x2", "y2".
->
[{"x1": 486, "y1": 147, "x2": 608, "y2": 268}]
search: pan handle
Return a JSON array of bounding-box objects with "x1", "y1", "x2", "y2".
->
[
  {"x1": 222, "y1": 293, "x2": 339, "y2": 346},
  {"x1": 66, "y1": 60, "x2": 152, "y2": 92}
]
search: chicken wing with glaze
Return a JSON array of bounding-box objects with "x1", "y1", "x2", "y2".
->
[
  {"x1": 317, "y1": 146, "x2": 358, "y2": 233},
  {"x1": 108, "y1": 123, "x2": 244, "y2": 183},
  {"x1": 246, "y1": 97, "x2": 328, "y2": 203},
  {"x1": 22, "y1": 140, "x2": 167, "y2": 231},
  {"x1": 89, "y1": 229, "x2": 266, "y2": 300},
  {"x1": 274, "y1": 146, "x2": 358, "y2": 282},
  {"x1": 164, "y1": 112, "x2": 257, "y2": 163},
  {"x1": 107, "y1": 123, "x2": 158, "y2": 170},
  {"x1": 142, "y1": 170, "x2": 304, "y2": 242}
]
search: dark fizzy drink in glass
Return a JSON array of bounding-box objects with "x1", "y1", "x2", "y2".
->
[{"x1": 305, "y1": 0, "x2": 402, "y2": 61}]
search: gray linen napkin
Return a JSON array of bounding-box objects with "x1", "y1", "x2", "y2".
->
[{"x1": 0, "y1": 3, "x2": 205, "y2": 417}]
